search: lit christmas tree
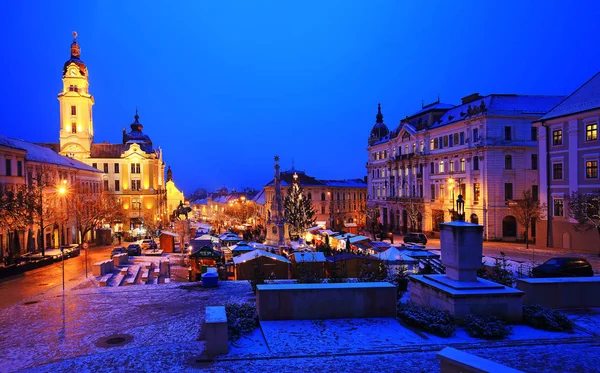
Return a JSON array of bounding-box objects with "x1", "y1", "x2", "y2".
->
[{"x1": 284, "y1": 172, "x2": 316, "y2": 239}]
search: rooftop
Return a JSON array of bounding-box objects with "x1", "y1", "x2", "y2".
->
[{"x1": 538, "y1": 72, "x2": 600, "y2": 121}]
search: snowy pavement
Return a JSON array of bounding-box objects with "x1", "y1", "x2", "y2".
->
[{"x1": 1, "y1": 279, "x2": 600, "y2": 373}]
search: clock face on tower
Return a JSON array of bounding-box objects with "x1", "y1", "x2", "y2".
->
[{"x1": 70, "y1": 69, "x2": 77, "y2": 77}]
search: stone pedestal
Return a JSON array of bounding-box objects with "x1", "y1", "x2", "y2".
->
[
  {"x1": 440, "y1": 222, "x2": 483, "y2": 282},
  {"x1": 204, "y1": 306, "x2": 229, "y2": 356},
  {"x1": 265, "y1": 222, "x2": 291, "y2": 247},
  {"x1": 409, "y1": 221, "x2": 523, "y2": 322}
]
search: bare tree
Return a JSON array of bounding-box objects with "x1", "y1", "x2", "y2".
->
[
  {"x1": 0, "y1": 184, "x2": 30, "y2": 262},
  {"x1": 359, "y1": 204, "x2": 380, "y2": 240},
  {"x1": 28, "y1": 165, "x2": 59, "y2": 255},
  {"x1": 568, "y1": 190, "x2": 600, "y2": 256},
  {"x1": 141, "y1": 208, "x2": 160, "y2": 237},
  {"x1": 400, "y1": 201, "x2": 425, "y2": 232},
  {"x1": 508, "y1": 189, "x2": 546, "y2": 262}
]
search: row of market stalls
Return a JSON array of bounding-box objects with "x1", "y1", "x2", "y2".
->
[
  {"x1": 227, "y1": 245, "x2": 438, "y2": 281},
  {"x1": 186, "y1": 227, "x2": 441, "y2": 281}
]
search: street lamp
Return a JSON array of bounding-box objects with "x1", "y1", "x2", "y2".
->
[
  {"x1": 57, "y1": 179, "x2": 68, "y2": 291},
  {"x1": 456, "y1": 194, "x2": 465, "y2": 222}
]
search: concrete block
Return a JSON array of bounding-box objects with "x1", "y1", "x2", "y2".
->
[
  {"x1": 438, "y1": 347, "x2": 524, "y2": 372},
  {"x1": 516, "y1": 277, "x2": 600, "y2": 308},
  {"x1": 204, "y1": 306, "x2": 228, "y2": 356},
  {"x1": 256, "y1": 282, "x2": 397, "y2": 321}
]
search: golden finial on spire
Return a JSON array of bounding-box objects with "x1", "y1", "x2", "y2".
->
[{"x1": 72, "y1": 31, "x2": 78, "y2": 40}]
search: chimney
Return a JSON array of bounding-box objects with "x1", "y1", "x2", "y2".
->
[{"x1": 461, "y1": 93, "x2": 483, "y2": 105}]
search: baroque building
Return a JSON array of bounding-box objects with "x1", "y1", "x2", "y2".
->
[
  {"x1": 262, "y1": 164, "x2": 367, "y2": 231},
  {"x1": 40, "y1": 33, "x2": 181, "y2": 235},
  {"x1": 0, "y1": 134, "x2": 102, "y2": 259},
  {"x1": 534, "y1": 72, "x2": 600, "y2": 252},
  {"x1": 367, "y1": 93, "x2": 563, "y2": 241}
]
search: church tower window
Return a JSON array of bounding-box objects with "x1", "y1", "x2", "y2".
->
[{"x1": 71, "y1": 106, "x2": 77, "y2": 116}]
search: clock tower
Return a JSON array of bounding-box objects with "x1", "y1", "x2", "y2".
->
[{"x1": 59, "y1": 32, "x2": 94, "y2": 159}]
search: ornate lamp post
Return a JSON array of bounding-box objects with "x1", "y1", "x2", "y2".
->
[{"x1": 456, "y1": 194, "x2": 465, "y2": 222}]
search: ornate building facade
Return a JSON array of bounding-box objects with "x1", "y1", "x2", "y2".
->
[
  {"x1": 262, "y1": 164, "x2": 367, "y2": 231},
  {"x1": 535, "y1": 72, "x2": 600, "y2": 252},
  {"x1": 41, "y1": 33, "x2": 179, "y2": 235},
  {"x1": 367, "y1": 93, "x2": 564, "y2": 241},
  {"x1": 0, "y1": 134, "x2": 102, "y2": 259}
]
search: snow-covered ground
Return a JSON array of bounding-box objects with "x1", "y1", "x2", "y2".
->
[{"x1": 1, "y1": 278, "x2": 599, "y2": 373}]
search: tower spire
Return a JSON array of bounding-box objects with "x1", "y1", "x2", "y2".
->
[
  {"x1": 135, "y1": 106, "x2": 139, "y2": 122},
  {"x1": 376, "y1": 103, "x2": 383, "y2": 123},
  {"x1": 70, "y1": 31, "x2": 80, "y2": 59}
]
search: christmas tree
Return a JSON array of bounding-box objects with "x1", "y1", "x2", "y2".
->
[{"x1": 284, "y1": 173, "x2": 316, "y2": 239}]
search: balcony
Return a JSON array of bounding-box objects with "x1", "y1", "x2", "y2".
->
[{"x1": 386, "y1": 196, "x2": 424, "y2": 203}]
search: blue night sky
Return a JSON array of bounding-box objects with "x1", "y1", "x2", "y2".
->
[{"x1": 1, "y1": 1, "x2": 598, "y2": 194}]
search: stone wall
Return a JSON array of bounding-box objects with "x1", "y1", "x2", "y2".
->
[
  {"x1": 516, "y1": 277, "x2": 600, "y2": 308},
  {"x1": 256, "y1": 282, "x2": 396, "y2": 320}
]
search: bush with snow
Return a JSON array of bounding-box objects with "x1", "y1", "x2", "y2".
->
[
  {"x1": 224, "y1": 302, "x2": 259, "y2": 341},
  {"x1": 463, "y1": 314, "x2": 512, "y2": 340},
  {"x1": 397, "y1": 301, "x2": 455, "y2": 337},
  {"x1": 523, "y1": 305, "x2": 574, "y2": 331}
]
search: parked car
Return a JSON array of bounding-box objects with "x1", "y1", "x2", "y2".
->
[
  {"x1": 532, "y1": 257, "x2": 594, "y2": 278},
  {"x1": 126, "y1": 244, "x2": 141, "y2": 256},
  {"x1": 140, "y1": 239, "x2": 154, "y2": 249},
  {"x1": 403, "y1": 233, "x2": 428, "y2": 245},
  {"x1": 110, "y1": 246, "x2": 127, "y2": 258}
]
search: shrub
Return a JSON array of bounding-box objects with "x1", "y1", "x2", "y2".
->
[
  {"x1": 463, "y1": 314, "x2": 512, "y2": 339},
  {"x1": 479, "y1": 252, "x2": 515, "y2": 287},
  {"x1": 397, "y1": 301, "x2": 456, "y2": 337},
  {"x1": 523, "y1": 305, "x2": 574, "y2": 331},
  {"x1": 386, "y1": 265, "x2": 410, "y2": 297},
  {"x1": 296, "y1": 264, "x2": 324, "y2": 284},
  {"x1": 418, "y1": 261, "x2": 437, "y2": 275},
  {"x1": 224, "y1": 302, "x2": 259, "y2": 341},
  {"x1": 357, "y1": 261, "x2": 387, "y2": 282}
]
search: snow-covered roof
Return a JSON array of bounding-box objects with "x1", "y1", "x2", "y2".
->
[
  {"x1": 160, "y1": 231, "x2": 179, "y2": 237},
  {"x1": 0, "y1": 134, "x2": 101, "y2": 173},
  {"x1": 538, "y1": 72, "x2": 600, "y2": 121},
  {"x1": 292, "y1": 252, "x2": 326, "y2": 262},
  {"x1": 375, "y1": 247, "x2": 418, "y2": 263},
  {"x1": 231, "y1": 244, "x2": 254, "y2": 252},
  {"x1": 252, "y1": 189, "x2": 266, "y2": 205},
  {"x1": 321, "y1": 179, "x2": 367, "y2": 188},
  {"x1": 319, "y1": 230, "x2": 338, "y2": 236},
  {"x1": 333, "y1": 233, "x2": 356, "y2": 240},
  {"x1": 233, "y1": 249, "x2": 291, "y2": 264},
  {"x1": 409, "y1": 102, "x2": 456, "y2": 117},
  {"x1": 428, "y1": 94, "x2": 564, "y2": 130},
  {"x1": 193, "y1": 234, "x2": 218, "y2": 242},
  {"x1": 218, "y1": 232, "x2": 240, "y2": 240},
  {"x1": 349, "y1": 235, "x2": 369, "y2": 244}
]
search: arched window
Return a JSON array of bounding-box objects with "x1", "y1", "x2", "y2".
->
[
  {"x1": 470, "y1": 213, "x2": 479, "y2": 224},
  {"x1": 502, "y1": 216, "x2": 517, "y2": 237}
]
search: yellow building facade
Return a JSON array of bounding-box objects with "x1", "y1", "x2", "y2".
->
[{"x1": 52, "y1": 33, "x2": 173, "y2": 235}]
